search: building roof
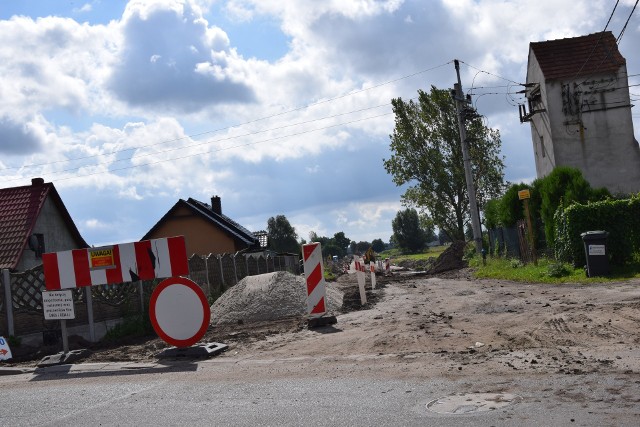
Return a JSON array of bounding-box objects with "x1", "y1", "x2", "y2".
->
[
  {"x1": 0, "y1": 178, "x2": 88, "y2": 269},
  {"x1": 530, "y1": 31, "x2": 625, "y2": 80},
  {"x1": 142, "y1": 197, "x2": 259, "y2": 249}
]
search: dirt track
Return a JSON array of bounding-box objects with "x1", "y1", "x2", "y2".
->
[
  {"x1": 8, "y1": 269, "x2": 640, "y2": 382},
  {"x1": 221, "y1": 271, "x2": 640, "y2": 381}
]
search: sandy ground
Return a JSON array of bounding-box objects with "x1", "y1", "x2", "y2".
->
[{"x1": 7, "y1": 268, "x2": 640, "y2": 383}]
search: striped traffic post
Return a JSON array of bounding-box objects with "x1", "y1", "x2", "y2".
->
[
  {"x1": 355, "y1": 256, "x2": 367, "y2": 305},
  {"x1": 302, "y1": 242, "x2": 327, "y2": 318},
  {"x1": 370, "y1": 261, "x2": 377, "y2": 289}
]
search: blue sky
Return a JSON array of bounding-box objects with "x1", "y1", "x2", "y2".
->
[{"x1": 1, "y1": 0, "x2": 639, "y2": 248}]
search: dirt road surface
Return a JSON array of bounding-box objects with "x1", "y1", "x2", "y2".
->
[{"x1": 8, "y1": 269, "x2": 640, "y2": 382}]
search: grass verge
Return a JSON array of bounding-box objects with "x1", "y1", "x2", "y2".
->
[{"x1": 469, "y1": 256, "x2": 640, "y2": 284}]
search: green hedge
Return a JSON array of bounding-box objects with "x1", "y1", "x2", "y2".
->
[{"x1": 555, "y1": 195, "x2": 640, "y2": 267}]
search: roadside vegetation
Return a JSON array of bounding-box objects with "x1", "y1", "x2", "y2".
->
[
  {"x1": 380, "y1": 245, "x2": 447, "y2": 263},
  {"x1": 380, "y1": 243, "x2": 640, "y2": 284},
  {"x1": 469, "y1": 255, "x2": 640, "y2": 284}
]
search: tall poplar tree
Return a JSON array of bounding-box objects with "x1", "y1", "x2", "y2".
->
[{"x1": 383, "y1": 86, "x2": 506, "y2": 240}]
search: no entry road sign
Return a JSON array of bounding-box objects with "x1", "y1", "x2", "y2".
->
[{"x1": 149, "y1": 277, "x2": 210, "y2": 348}]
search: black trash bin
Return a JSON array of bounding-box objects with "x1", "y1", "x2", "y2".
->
[{"x1": 581, "y1": 231, "x2": 609, "y2": 277}]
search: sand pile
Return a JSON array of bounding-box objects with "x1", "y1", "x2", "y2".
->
[{"x1": 210, "y1": 271, "x2": 343, "y2": 325}]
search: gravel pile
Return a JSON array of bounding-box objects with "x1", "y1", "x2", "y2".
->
[{"x1": 210, "y1": 271, "x2": 343, "y2": 325}]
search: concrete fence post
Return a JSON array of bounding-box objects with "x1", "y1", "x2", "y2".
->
[
  {"x1": 2, "y1": 269, "x2": 14, "y2": 336},
  {"x1": 85, "y1": 287, "x2": 96, "y2": 342},
  {"x1": 218, "y1": 255, "x2": 225, "y2": 289},
  {"x1": 204, "y1": 255, "x2": 211, "y2": 297}
]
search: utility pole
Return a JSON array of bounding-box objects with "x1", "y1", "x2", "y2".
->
[{"x1": 452, "y1": 59, "x2": 483, "y2": 254}]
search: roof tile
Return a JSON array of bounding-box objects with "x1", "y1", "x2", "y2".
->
[
  {"x1": 0, "y1": 182, "x2": 50, "y2": 269},
  {"x1": 530, "y1": 31, "x2": 624, "y2": 80}
]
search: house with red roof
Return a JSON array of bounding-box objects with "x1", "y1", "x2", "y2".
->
[
  {"x1": 524, "y1": 31, "x2": 640, "y2": 194},
  {"x1": 0, "y1": 178, "x2": 88, "y2": 272}
]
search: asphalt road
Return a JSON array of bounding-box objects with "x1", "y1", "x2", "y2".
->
[{"x1": 1, "y1": 356, "x2": 639, "y2": 426}]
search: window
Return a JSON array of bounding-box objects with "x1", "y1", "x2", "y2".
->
[{"x1": 29, "y1": 233, "x2": 45, "y2": 258}]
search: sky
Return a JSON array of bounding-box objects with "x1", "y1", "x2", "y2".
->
[{"x1": 1, "y1": 0, "x2": 639, "y2": 248}]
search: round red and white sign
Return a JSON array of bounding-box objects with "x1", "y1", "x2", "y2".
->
[{"x1": 149, "y1": 277, "x2": 211, "y2": 348}]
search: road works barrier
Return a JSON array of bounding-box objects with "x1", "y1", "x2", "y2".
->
[
  {"x1": 43, "y1": 236, "x2": 188, "y2": 290},
  {"x1": 302, "y1": 243, "x2": 327, "y2": 317},
  {"x1": 354, "y1": 257, "x2": 367, "y2": 305},
  {"x1": 370, "y1": 262, "x2": 377, "y2": 289}
]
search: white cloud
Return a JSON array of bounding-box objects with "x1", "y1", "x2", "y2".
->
[
  {"x1": 74, "y1": 3, "x2": 93, "y2": 13},
  {"x1": 108, "y1": 0, "x2": 255, "y2": 111},
  {"x1": 1, "y1": 0, "x2": 639, "y2": 246}
]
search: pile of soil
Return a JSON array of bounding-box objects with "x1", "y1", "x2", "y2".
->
[
  {"x1": 426, "y1": 240, "x2": 467, "y2": 274},
  {"x1": 210, "y1": 271, "x2": 343, "y2": 325}
]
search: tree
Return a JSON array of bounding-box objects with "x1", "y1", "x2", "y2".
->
[
  {"x1": 535, "y1": 166, "x2": 609, "y2": 245},
  {"x1": 308, "y1": 231, "x2": 350, "y2": 258},
  {"x1": 371, "y1": 238, "x2": 386, "y2": 252},
  {"x1": 333, "y1": 232, "x2": 351, "y2": 253},
  {"x1": 355, "y1": 241, "x2": 371, "y2": 254},
  {"x1": 267, "y1": 215, "x2": 299, "y2": 254},
  {"x1": 384, "y1": 86, "x2": 506, "y2": 241},
  {"x1": 438, "y1": 229, "x2": 452, "y2": 245},
  {"x1": 499, "y1": 183, "x2": 532, "y2": 227},
  {"x1": 391, "y1": 208, "x2": 428, "y2": 253}
]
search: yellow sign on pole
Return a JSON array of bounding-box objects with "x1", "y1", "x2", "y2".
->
[
  {"x1": 89, "y1": 247, "x2": 115, "y2": 269},
  {"x1": 518, "y1": 189, "x2": 531, "y2": 200}
]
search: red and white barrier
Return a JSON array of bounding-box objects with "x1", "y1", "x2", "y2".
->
[
  {"x1": 43, "y1": 236, "x2": 189, "y2": 290},
  {"x1": 354, "y1": 256, "x2": 367, "y2": 305},
  {"x1": 302, "y1": 242, "x2": 327, "y2": 317},
  {"x1": 384, "y1": 258, "x2": 391, "y2": 275},
  {"x1": 370, "y1": 261, "x2": 377, "y2": 289}
]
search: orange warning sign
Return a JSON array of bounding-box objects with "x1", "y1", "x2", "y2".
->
[{"x1": 89, "y1": 247, "x2": 115, "y2": 269}]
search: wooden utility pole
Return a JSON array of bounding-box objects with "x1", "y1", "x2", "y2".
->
[
  {"x1": 453, "y1": 59, "x2": 483, "y2": 254},
  {"x1": 518, "y1": 189, "x2": 537, "y2": 266}
]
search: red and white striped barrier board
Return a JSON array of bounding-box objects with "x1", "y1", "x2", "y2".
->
[
  {"x1": 355, "y1": 256, "x2": 367, "y2": 305},
  {"x1": 43, "y1": 236, "x2": 189, "y2": 290},
  {"x1": 302, "y1": 242, "x2": 327, "y2": 317}
]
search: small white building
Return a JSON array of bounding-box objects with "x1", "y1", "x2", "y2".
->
[{"x1": 523, "y1": 31, "x2": 640, "y2": 194}]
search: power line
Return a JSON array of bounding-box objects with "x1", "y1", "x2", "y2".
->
[
  {"x1": 4, "y1": 102, "x2": 395, "y2": 173},
  {"x1": 458, "y1": 61, "x2": 523, "y2": 85},
  {"x1": 28, "y1": 111, "x2": 396, "y2": 184},
  {"x1": 616, "y1": 0, "x2": 639, "y2": 43}
]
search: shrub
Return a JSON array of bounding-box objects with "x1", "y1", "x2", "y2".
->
[
  {"x1": 546, "y1": 262, "x2": 570, "y2": 278},
  {"x1": 538, "y1": 167, "x2": 610, "y2": 246},
  {"x1": 555, "y1": 195, "x2": 640, "y2": 266}
]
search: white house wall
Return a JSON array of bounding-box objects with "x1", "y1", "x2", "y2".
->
[
  {"x1": 527, "y1": 57, "x2": 640, "y2": 194},
  {"x1": 15, "y1": 196, "x2": 83, "y2": 271},
  {"x1": 526, "y1": 52, "x2": 556, "y2": 177}
]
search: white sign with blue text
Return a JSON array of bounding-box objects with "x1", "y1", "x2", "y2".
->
[{"x1": 0, "y1": 336, "x2": 12, "y2": 360}]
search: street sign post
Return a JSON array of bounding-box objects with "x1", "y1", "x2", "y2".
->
[{"x1": 42, "y1": 290, "x2": 75, "y2": 354}]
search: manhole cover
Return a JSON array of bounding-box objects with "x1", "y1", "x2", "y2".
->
[{"x1": 426, "y1": 393, "x2": 521, "y2": 414}]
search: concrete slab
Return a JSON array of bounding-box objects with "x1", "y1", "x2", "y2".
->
[
  {"x1": 157, "y1": 342, "x2": 228, "y2": 360},
  {"x1": 307, "y1": 315, "x2": 337, "y2": 329},
  {"x1": 37, "y1": 349, "x2": 91, "y2": 368},
  {"x1": 0, "y1": 366, "x2": 35, "y2": 376}
]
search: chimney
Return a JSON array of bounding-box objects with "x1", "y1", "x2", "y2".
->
[
  {"x1": 31, "y1": 177, "x2": 45, "y2": 186},
  {"x1": 211, "y1": 196, "x2": 221, "y2": 214}
]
